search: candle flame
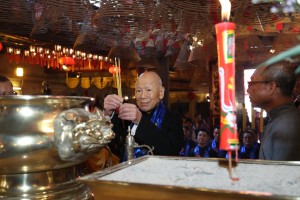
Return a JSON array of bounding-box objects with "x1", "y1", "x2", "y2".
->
[{"x1": 219, "y1": 0, "x2": 231, "y2": 21}]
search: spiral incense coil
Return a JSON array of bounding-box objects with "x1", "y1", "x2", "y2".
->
[{"x1": 232, "y1": 1, "x2": 284, "y2": 26}]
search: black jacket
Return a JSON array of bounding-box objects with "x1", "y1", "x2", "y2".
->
[{"x1": 110, "y1": 108, "x2": 184, "y2": 158}]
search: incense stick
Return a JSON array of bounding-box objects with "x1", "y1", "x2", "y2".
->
[
  {"x1": 228, "y1": 151, "x2": 239, "y2": 181},
  {"x1": 118, "y1": 57, "x2": 122, "y2": 97},
  {"x1": 115, "y1": 57, "x2": 122, "y2": 97}
]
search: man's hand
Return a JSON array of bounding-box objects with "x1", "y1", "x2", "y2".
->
[
  {"x1": 103, "y1": 94, "x2": 123, "y2": 116},
  {"x1": 118, "y1": 103, "x2": 142, "y2": 125}
]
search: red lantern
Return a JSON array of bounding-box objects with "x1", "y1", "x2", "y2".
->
[
  {"x1": 0, "y1": 43, "x2": 2, "y2": 51},
  {"x1": 109, "y1": 66, "x2": 115, "y2": 74},
  {"x1": 58, "y1": 56, "x2": 75, "y2": 66},
  {"x1": 109, "y1": 65, "x2": 121, "y2": 74}
]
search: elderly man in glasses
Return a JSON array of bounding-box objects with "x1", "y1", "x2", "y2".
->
[
  {"x1": 0, "y1": 75, "x2": 13, "y2": 95},
  {"x1": 247, "y1": 61, "x2": 300, "y2": 161}
]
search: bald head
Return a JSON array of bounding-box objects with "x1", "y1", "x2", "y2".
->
[
  {"x1": 135, "y1": 71, "x2": 165, "y2": 112},
  {"x1": 138, "y1": 71, "x2": 162, "y2": 86}
]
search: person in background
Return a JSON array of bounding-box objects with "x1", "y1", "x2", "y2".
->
[
  {"x1": 0, "y1": 75, "x2": 13, "y2": 95},
  {"x1": 103, "y1": 71, "x2": 184, "y2": 161},
  {"x1": 211, "y1": 126, "x2": 220, "y2": 155},
  {"x1": 247, "y1": 61, "x2": 300, "y2": 161},
  {"x1": 247, "y1": 128, "x2": 260, "y2": 148},
  {"x1": 191, "y1": 115, "x2": 209, "y2": 142},
  {"x1": 239, "y1": 129, "x2": 260, "y2": 159},
  {"x1": 210, "y1": 125, "x2": 227, "y2": 158},
  {"x1": 179, "y1": 125, "x2": 196, "y2": 157},
  {"x1": 183, "y1": 117, "x2": 193, "y2": 129},
  {"x1": 190, "y1": 128, "x2": 217, "y2": 158}
]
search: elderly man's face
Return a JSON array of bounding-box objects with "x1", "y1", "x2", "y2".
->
[
  {"x1": 247, "y1": 67, "x2": 272, "y2": 108},
  {"x1": 0, "y1": 81, "x2": 13, "y2": 95},
  {"x1": 135, "y1": 73, "x2": 164, "y2": 112}
]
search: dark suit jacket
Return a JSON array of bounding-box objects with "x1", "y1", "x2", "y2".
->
[{"x1": 110, "y1": 108, "x2": 184, "y2": 158}]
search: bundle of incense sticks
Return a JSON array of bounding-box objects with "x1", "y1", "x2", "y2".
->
[{"x1": 114, "y1": 57, "x2": 122, "y2": 97}]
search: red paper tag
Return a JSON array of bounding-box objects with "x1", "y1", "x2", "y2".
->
[{"x1": 276, "y1": 23, "x2": 283, "y2": 31}]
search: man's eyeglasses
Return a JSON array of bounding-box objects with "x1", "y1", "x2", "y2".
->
[{"x1": 248, "y1": 81, "x2": 272, "y2": 88}]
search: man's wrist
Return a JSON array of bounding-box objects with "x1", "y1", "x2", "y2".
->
[{"x1": 133, "y1": 110, "x2": 142, "y2": 125}]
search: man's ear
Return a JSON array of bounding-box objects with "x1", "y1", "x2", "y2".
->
[
  {"x1": 267, "y1": 81, "x2": 277, "y2": 95},
  {"x1": 159, "y1": 87, "x2": 165, "y2": 99}
]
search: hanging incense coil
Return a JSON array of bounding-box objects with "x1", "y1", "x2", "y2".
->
[
  {"x1": 188, "y1": 31, "x2": 217, "y2": 65},
  {"x1": 174, "y1": 35, "x2": 193, "y2": 69},
  {"x1": 73, "y1": 17, "x2": 115, "y2": 52},
  {"x1": 30, "y1": 0, "x2": 93, "y2": 46},
  {"x1": 92, "y1": 0, "x2": 151, "y2": 36},
  {"x1": 232, "y1": 1, "x2": 284, "y2": 26},
  {"x1": 108, "y1": 41, "x2": 141, "y2": 62}
]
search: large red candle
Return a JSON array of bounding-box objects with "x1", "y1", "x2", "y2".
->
[{"x1": 215, "y1": 22, "x2": 239, "y2": 151}]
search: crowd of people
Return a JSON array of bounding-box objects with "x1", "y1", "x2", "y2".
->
[{"x1": 180, "y1": 116, "x2": 260, "y2": 159}]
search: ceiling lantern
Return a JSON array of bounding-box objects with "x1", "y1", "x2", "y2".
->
[
  {"x1": 109, "y1": 65, "x2": 121, "y2": 74},
  {"x1": 58, "y1": 56, "x2": 75, "y2": 71},
  {"x1": 58, "y1": 56, "x2": 75, "y2": 65}
]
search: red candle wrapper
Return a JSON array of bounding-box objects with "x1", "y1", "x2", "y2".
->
[{"x1": 215, "y1": 22, "x2": 239, "y2": 151}]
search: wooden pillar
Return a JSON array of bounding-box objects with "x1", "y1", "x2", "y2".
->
[
  {"x1": 235, "y1": 62, "x2": 245, "y2": 133},
  {"x1": 235, "y1": 63, "x2": 244, "y2": 105},
  {"x1": 156, "y1": 56, "x2": 170, "y2": 108},
  {"x1": 189, "y1": 99, "x2": 196, "y2": 120}
]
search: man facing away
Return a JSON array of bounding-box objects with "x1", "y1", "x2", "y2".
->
[
  {"x1": 103, "y1": 71, "x2": 184, "y2": 161},
  {"x1": 247, "y1": 61, "x2": 300, "y2": 161},
  {"x1": 0, "y1": 75, "x2": 13, "y2": 95}
]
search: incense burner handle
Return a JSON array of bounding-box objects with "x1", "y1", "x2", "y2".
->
[{"x1": 53, "y1": 108, "x2": 115, "y2": 162}]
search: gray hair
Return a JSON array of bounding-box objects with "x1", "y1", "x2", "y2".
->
[{"x1": 260, "y1": 61, "x2": 296, "y2": 97}]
